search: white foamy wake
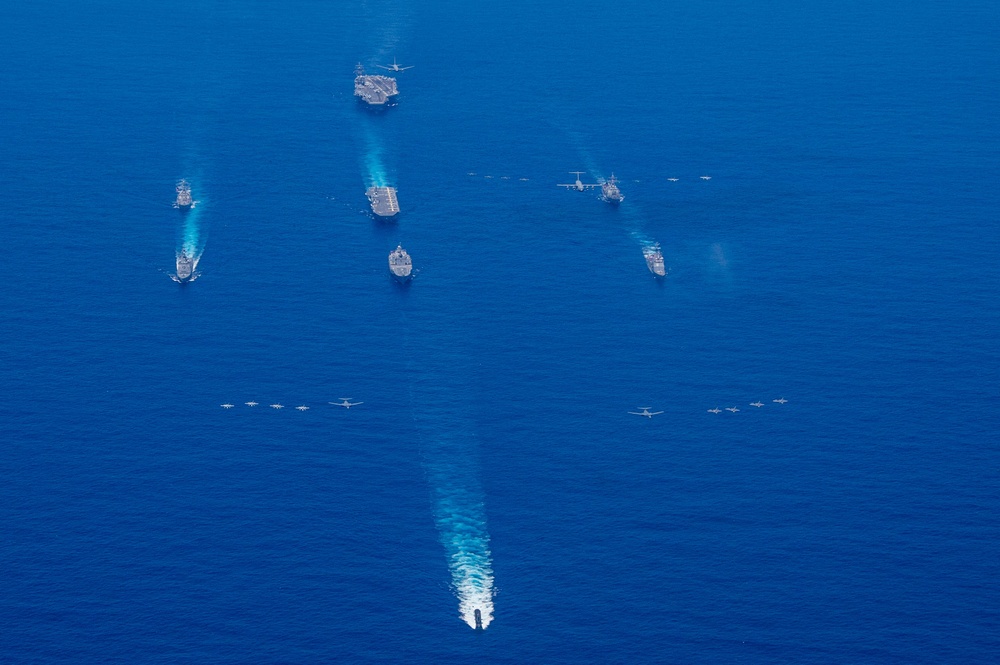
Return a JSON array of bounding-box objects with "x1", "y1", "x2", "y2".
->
[
  {"x1": 363, "y1": 127, "x2": 389, "y2": 188},
  {"x1": 428, "y1": 466, "x2": 495, "y2": 629}
]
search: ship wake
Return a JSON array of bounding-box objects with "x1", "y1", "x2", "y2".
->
[
  {"x1": 174, "y1": 197, "x2": 206, "y2": 280},
  {"x1": 407, "y1": 348, "x2": 496, "y2": 629},
  {"x1": 425, "y1": 443, "x2": 496, "y2": 629},
  {"x1": 363, "y1": 126, "x2": 390, "y2": 188}
]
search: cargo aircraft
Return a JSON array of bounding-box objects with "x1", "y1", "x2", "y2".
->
[{"x1": 558, "y1": 171, "x2": 600, "y2": 192}]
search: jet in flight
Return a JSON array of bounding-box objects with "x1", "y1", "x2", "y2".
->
[
  {"x1": 376, "y1": 58, "x2": 414, "y2": 72},
  {"x1": 245, "y1": 401, "x2": 259, "y2": 407},
  {"x1": 667, "y1": 177, "x2": 679, "y2": 182},
  {"x1": 725, "y1": 407, "x2": 740, "y2": 413},
  {"x1": 221, "y1": 403, "x2": 234, "y2": 409},
  {"x1": 330, "y1": 398, "x2": 363, "y2": 409},
  {"x1": 557, "y1": 171, "x2": 601, "y2": 192},
  {"x1": 700, "y1": 176, "x2": 712, "y2": 180},
  {"x1": 750, "y1": 401, "x2": 765, "y2": 408},
  {"x1": 270, "y1": 403, "x2": 284, "y2": 409},
  {"x1": 707, "y1": 407, "x2": 722, "y2": 414},
  {"x1": 295, "y1": 406, "x2": 309, "y2": 411},
  {"x1": 773, "y1": 398, "x2": 788, "y2": 404},
  {"x1": 629, "y1": 407, "x2": 664, "y2": 418}
]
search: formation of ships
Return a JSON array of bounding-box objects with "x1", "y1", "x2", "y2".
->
[{"x1": 172, "y1": 60, "x2": 670, "y2": 285}]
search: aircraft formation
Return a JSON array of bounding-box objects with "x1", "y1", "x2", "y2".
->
[
  {"x1": 220, "y1": 398, "x2": 363, "y2": 411},
  {"x1": 708, "y1": 398, "x2": 789, "y2": 414},
  {"x1": 630, "y1": 398, "x2": 789, "y2": 418}
]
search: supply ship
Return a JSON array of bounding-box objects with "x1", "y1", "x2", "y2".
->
[
  {"x1": 602, "y1": 174, "x2": 624, "y2": 205},
  {"x1": 388, "y1": 245, "x2": 412, "y2": 281},
  {"x1": 354, "y1": 64, "x2": 398, "y2": 107},
  {"x1": 175, "y1": 179, "x2": 193, "y2": 208},
  {"x1": 643, "y1": 244, "x2": 666, "y2": 277},
  {"x1": 366, "y1": 186, "x2": 400, "y2": 218}
]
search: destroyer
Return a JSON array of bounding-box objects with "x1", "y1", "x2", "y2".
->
[
  {"x1": 175, "y1": 179, "x2": 193, "y2": 209},
  {"x1": 602, "y1": 173, "x2": 624, "y2": 204},
  {"x1": 354, "y1": 64, "x2": 398, "y2": 107},
  {"x1": 175, "y1": 250, "x2": 195, "y2": 282},
  {"x1": 388, "y1": 245, "x2": 412, "y2": 281},
  {"x1": 366, "y1": 186, "x2": 400, "y2": 218},
  {"x1": 643, "y1": 244, "x2": 666, "y2": 277}
]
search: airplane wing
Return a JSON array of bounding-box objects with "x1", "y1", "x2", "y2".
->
[
  {"x1": 400, "y1": 66, "x2": 414, "y2": 70},
  {"x1": 375, "y1": 65, "x2": 391, "y2": 70},
  {"x1": 651, "y1": 411, "x2": 664, "y2": 415}
]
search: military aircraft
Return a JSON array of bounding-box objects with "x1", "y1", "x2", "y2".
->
[
  {"x1": 725, "y1": 407, "x2": 740, "y2": 413},
  {"x1": 667, "y1": 177, "x2": 679, "y2": 182},
  {"x1": 377, "y1": 58, "x2": 413, "y2": 72},
  {"x1": 750, "y1": 401, "x2": 765, "y2": 408},
  {"x1": 221, "y1": 403, "x2": 234, "y2": 409},
  {"x1": 270, "y1": 403, "x2": 284, "y2": 409},
  {"x1": 707, "y1": 408, "x2": 722, "y2": 414},
  {"x1": 245, "y1": 401, "x2": 259, "y2": 407},
  {"x1": 773, "y1": 398, "x2": 788, "y2": 404},
  {"x1": 557, "y1": 171, "x2": 600, "y2": 192},
  {"x1": 628, "y1": 407, "x2": 664, "y2": 418},
  {"x1": 295, "y1": 405, "x2": 309, "y2": 411},
  {"x1": 330, "y1": 398, "x2": 363, "y2": 409},
  {"x1": 700, "y1": 176, "x2": 712, "y2": 180}
]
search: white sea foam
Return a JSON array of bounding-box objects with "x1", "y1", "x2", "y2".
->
[{"x1": 431, "y1": 476, "x2": 495, "y2": 628}]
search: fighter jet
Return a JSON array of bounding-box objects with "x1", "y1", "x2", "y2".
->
[
  {"x1": 629, "y1": 407, "x2": 664, "y2": 418},
  {"x1": 707, "y1": 408, "x2": 722, "y2": 414},
  {"x1": 725, "y1": 407, "x2": 740, "y2": 413},
  {"x1": 700, "y1": 176, "x2": 712, "y2": 180},
  {"x1": 558, "y1": 171, "x2": 600, "y2": 192},
  {"x1": 221, "y1": 403, "x2": 235, "y2": 409},
  {"x1": 294, "y1": 405, "x2": 309, "y2": 411},
  {"x1": 330, "y1": 398, "x2": 363, "y2": 409},
  {"x1": 376, "y1": 58, "x2": 413, "y2": 72},
  {"x1": 245, "y1": 401, "x2": 259, "y2": 407},
  {"x1": 270, "y1": 403, "x2": 284, "y2": 409},
  {"x1": 773, "y1": 398, "x2": 788, "y2": 404},
  {"x1": 750, "y1": 401, "x2": 765, "y2": 408},
  {"x1": 667, "y1": 177, "x2": 679, "y2": 182}
]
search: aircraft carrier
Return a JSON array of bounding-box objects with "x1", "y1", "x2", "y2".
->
[
  {"x1": 354, "y1": 64, "x2": 398, "y2": 107},
  {"x1": 366, "y1": 186, "x2": 400, "y2": 218},
  {"x1": 388, "y1": 245, "x2": 412, "y2": 281},
  {"x1": 175, "y1": 250, "x2": 195, "y2": 282},
  {"x1": 643, "y1": 245, "x2": 666, "y2": 277},
  {"x1": 175, "y1": 179, "x2": 193, "y2": 208},
  {"x1": 602, "y1": 174, "x2": 624, "y2": 204}
]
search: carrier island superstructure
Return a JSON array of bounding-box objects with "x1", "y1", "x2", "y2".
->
[{"x1": 354, "y1": 64, "x2": 399, "y2": 107}]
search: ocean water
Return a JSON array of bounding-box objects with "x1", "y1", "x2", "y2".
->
[{"x1": 2, "y1": 1, "x2": 998, "y2": 662}]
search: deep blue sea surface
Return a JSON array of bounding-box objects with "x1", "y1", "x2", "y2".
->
[{"x1": 2, "y1": 1, "x2": 998, "y2": 662}]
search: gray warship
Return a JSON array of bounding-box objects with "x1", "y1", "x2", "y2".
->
[
  {"x1": 175, "y1": 250, "x2": 195, "y2": 282},
  {"x1": 643, "y1": 244, "x2": 666, "y2": 277},
  {"x1": 366, "y1": 186, "x2": 400, "y2": 218},
  {"x1": 175, "y1": 179, "x2": 193, "y2": 208},
  {"x1": 388, "y1": 245, "x2": 412, "y2": 281},
  {"x1": 602, "y1": 174, "x2": 624, "y2": 204},
  {"x1": 354, "y1": 64, "x2": 398, "y2": 107}
]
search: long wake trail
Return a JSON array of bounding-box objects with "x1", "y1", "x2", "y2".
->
[
  {"x1": 362, "y1": 125, "x2": 389, "y2": 188},
  {"x1": 404, "y1": 328, "x2": 496, "y2": 629}
]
